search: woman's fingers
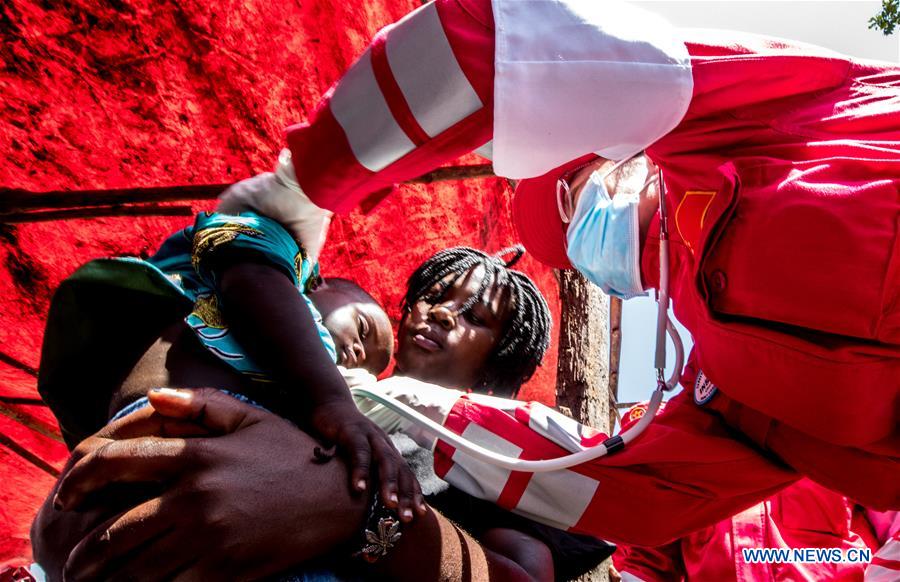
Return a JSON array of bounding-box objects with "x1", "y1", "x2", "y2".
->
[
  {"x1": 54, "y1": 437, "x2": 197, "y2": 511},
  {"x1": 391, "y1": 441, "x2": 424, "y2": 523},
  {"x1": 343, "y1": 428, "x2": 373, "y2": 494},
  {"x1": 105, "y1": 532, "x2": 200, "y2": 582},
  {"x1": 372, "y1": 433, "x2": 400, "y2": 512},
  {"x1": 97, "y1": 394, "x2": 218, "y2": 442},
  {"x1": 102, "y1": 412, "x2": 212, "y2": 441},
  {"x1": 147, "y1": 387, "x2": 262, "y2": 434},
  {"x1": 64, "y1": 497, "x2": 176, "y2": 582},
  {"x1": 368, "y1": 432, "x2": 426, "y2": 521}
]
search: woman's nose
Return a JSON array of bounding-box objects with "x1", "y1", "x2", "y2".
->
[{"x1": 428, "y1": 304, "x2": 457, "y2": 330}]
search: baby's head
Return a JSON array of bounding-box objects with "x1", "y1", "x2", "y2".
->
[
  {"x1": 396, "y1": 246, "x2": 552, "y2": 397},
  {"x1": 310, "y1": 277, "x2": 393, "y2": 375}
]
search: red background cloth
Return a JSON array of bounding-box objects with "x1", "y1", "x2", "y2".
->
[{"x1": 0, "y1": 0, "x2": 560, "y2": 560}]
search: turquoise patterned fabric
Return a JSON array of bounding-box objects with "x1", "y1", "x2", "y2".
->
[{"x1": 148, "y1": 211, "x2": 337, "y2": 377}]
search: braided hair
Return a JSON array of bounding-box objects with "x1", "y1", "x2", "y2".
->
[{"x1": 402, "y1": 246, "x2": 552, "y2": 397}]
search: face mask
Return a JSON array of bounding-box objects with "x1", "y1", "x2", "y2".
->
[{"x1": 565, "y1": 167, "x2": 648, "y2": 300}]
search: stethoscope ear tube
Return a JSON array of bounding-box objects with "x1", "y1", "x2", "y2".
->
[{"x1": 653, "y1": 169, "x2": 684, "y2": 390}]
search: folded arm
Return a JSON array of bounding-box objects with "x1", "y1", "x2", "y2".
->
[{"x1": 33, "y1": 389, "x2": 543, "y2": 582}]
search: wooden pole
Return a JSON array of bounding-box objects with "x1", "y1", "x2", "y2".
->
[
  {"x1": 555, "y1": 270, "x2": 621, "y2": 582},
  {"x1": 0, "y1": 204, "x2": 194, "y2": 223},
  {"x1": 0, "y1": 164, "x2": 496, "y2": 223},
  {"x1": 555, "y1": 269, "x2": 611, "y2": 429},
  {"x1": 607, "y1": 297, "x2": 623, "y2": 430}
]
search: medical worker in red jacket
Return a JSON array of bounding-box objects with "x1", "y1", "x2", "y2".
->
[
  {"x1": 220, "y1": 0, "x2": 899, "y2": 529},
  {"x1": 612, "y1": 403, "x2": 875, "y2": 582}
]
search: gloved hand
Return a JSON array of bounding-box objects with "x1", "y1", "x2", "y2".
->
[
  {"x1": 338, "y1": 365, "x2": 378, "y2": 389},
  {"x1": 353, "y1": 376, "x2": 463, "y2": 450},
  {"x1": 218, "y1": 149, "x2": 332, "y2": 264}
]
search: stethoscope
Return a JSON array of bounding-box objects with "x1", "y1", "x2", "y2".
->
[{"x1": 351, "y1": 163, "x2": 684, "y2": 472}]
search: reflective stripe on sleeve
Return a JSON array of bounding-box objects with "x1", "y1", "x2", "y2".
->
[
  {"x1": 386, "y1": 1, "x2": 483, "y2": 137},
  {"x1": 329, "y1": 49, "x2": 416, "y2": 172}
]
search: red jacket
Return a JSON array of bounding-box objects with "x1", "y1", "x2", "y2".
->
[
  {"x1": 615, "y1": 479, "x2": 873, "y2": 582},
  {"x1": 643, "y1": 33, "x2": 900, "y2": 449}
]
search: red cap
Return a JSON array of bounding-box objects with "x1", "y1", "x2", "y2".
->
[{"x1": 512, "y1": 154, "x2": 599, "y2": 269}]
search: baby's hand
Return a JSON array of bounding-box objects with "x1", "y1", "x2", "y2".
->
[{"x1": 311, "y1": 400, "x2": 426, "y2": 523}]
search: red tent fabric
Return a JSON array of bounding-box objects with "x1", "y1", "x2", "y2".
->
[{"x1": 0, "y1": 0, "x2": 561, "y2": 561}]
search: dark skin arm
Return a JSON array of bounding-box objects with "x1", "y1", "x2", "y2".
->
[
  {"x1": 369, "y1": 508, "x2": 540, "y2": 582},
  {"x1": 480, "y1": 528, "x2": 555, "y2": 582},
  {"x1": 39, "y1": 389, "x2": 540, "y2": 582},
  {"x1": 216, "y1": 260, "x2": 424, "y2": 520}
]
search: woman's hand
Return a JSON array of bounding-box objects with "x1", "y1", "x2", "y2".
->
[
  {"x1": 311, "y1": 399, "x2": 427, "y2": 522},
  {"x1": 32, "y1": 403, "x2": 205, "y2": 581},
  {"x1": 49, "y1": 388, "x2": 370, "y2": 582}
]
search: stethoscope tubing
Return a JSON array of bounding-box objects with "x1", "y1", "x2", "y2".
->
[{"x1": 352, "y1": 165, "x2": 683, "y2": 471}]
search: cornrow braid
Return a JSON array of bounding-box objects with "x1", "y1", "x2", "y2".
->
[{"x1": 402, "y1": 245, "x2": 552, "y2": 397}]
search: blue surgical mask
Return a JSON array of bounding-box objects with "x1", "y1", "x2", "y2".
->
[{"x1": 565, "y1": 168, "x2": 647, "y2": 299}]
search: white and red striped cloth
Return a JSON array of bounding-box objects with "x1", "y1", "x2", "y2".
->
[
  {"x1": 359, "y1": 376, "x2": 798, "y2": 546},
  {"x1": 359, "y1": 378, "x2": 613, "y2": 532},
  {"x1": 865, "y1": 511, "x2": 900, "y2": 581}
]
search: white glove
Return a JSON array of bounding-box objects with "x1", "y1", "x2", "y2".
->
[
  {"x1": 351, "y1": 376, "x2": 463, "y2": 450},
  {"x1": 217, "y1": 149, "x2": 332, "y2": 265},
  {"x1": 337, "y1": 365, "x2": 378, "y2": 389}
]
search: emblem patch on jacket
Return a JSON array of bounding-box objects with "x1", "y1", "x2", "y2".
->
[{"x1": 694, "y1": 371, "x2": 718, "y2": 405}]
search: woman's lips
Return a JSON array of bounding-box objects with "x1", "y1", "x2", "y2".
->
[{"x1": 412, "y1": 333, "x2": 441, "y2": 352}]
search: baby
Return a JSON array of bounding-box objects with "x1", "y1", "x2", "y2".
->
[{"x1": 39, "y1": 212, "x2": 417, "y2": 519}]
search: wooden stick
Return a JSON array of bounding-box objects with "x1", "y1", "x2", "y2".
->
[
  {"x1": 0, "y1": 164, "x2": 497, "y2": 214},
  {"x1": 555, "y1": 270, "x2": 611, "y2": 430},
  {"x1": 0, "y1": 185, "x2": 231, "y2": 214},
  {"x1": 608, "y1": 297, "x2": 623, "y2": 428},
  {"x1": 1, "y1": 205, "x2": 194, "y2": 224},
  {"x1": 0, "y1": 430, "x2": 61, "y2": 477},
  {"x1": 403, "y1": 164, "x2": 495, "y2": 184},
  {"x1": 0, "y1": 402, "x2": 64, "y2": 445}
]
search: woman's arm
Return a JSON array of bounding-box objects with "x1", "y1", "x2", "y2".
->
[
  {"x1": 370, "y1": 512, "x2": 539, "y2": 582},
  {"x1": 38, "y1": 388, "x2": 539, "y2": 581},
  {"x1": 479, "y1": 528, "x2": 555, "y2": 582},
  {"x1": 31, "y1": 400, "x2": 211, "y2": 581}
]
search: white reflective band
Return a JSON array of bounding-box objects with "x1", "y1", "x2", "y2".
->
[
  {"x1": 867, "y1": 565, "x2": 900, "y2": 582},
  {"x1": 865, "y1": 540, "x2": 900, "y2": 582},
  {"x1": 526, "y1": 402, "x2": 591, "y2": 453},
  {"x1": 881, "y1": 538, "x2": 900, "y2": 562},
  {"x1": 445, "y1": 422, "x2": 522, "y2": 503},
  {"x1": 515, "y1": 469, "x2": 598, "y2": 530},
  {"x1": 330, "y1": 49, "x2": 415, "y2": 172},
  {"x1": 386, "y1": 1, "x2": 483, "y2": 137}
]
